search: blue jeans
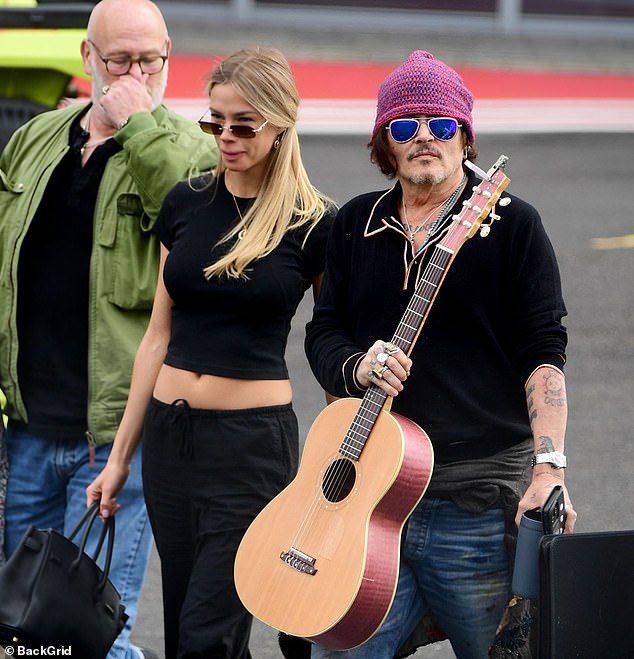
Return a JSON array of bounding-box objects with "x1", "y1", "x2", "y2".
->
[
  {"x1": 4, "y1": 423, "x2": 153, "y2": 659},
  {"x1": 0, "y1": 419, "x2": 7, "y2": 565},
  {"x1": 312, "y1": 498, "x2": 510, "y2": 659}
]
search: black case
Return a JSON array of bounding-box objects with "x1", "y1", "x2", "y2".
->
[{"x1": 538, "y1": 529, "x2": 634, "y2": 658}]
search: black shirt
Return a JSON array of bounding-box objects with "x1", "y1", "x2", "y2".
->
[
  {"x1": 16, "y1": 115, "x2": 121, "y2": 437},
  {"x1": 154, "y1": 174, "x2": 334, "y2": 379}
]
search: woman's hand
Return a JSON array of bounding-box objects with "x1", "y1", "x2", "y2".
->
[
  {"x1": 355, "y1": 340, "x2": 412, "y2": 397},
  {"x1": 85, "y1": 460, "x2": 131, "y2": 519}
]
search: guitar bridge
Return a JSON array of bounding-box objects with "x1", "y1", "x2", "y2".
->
[{"x1": 280, "y1": 546, "x2": 318, "y2": 575}]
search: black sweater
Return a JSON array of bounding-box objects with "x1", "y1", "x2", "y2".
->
[{"x1": 305, "y1": 169, "x2": 567, "y2": 463}]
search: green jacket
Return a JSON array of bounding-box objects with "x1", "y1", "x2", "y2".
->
[{"x1": 0, "y1": 102, "x2": 218, "y2": 443}]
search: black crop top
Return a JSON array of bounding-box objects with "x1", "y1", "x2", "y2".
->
[{"x1": 153, "y1": 174, "x2": 334, "y2": 379}]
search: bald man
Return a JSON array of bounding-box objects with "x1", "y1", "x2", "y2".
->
[{"x1": 0, "y1": 1, "x2": 218, "y2": 658}]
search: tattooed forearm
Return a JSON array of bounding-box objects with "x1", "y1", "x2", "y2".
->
[
  {"x1": 524, "y1": 366, "x2": 568, "y2": 487},
  {"x1": 526, "y1": 368, "x2": 567, "y2": 428}
]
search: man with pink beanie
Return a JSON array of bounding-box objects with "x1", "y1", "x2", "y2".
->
[{"x1": 305, "y1": 51, "x2": 576, "y2": 658}]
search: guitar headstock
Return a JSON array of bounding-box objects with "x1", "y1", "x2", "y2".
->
[{"x1": 440, "y1": 155, "x2": 511, "y2": 252}]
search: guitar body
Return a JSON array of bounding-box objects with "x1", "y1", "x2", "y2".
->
[{"x1": 234, "y1": 397, "x2": 434, "y2": 649}]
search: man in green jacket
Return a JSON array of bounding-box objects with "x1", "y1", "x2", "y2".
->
[{"x1": 0, "y1": 1, "x2": 218, "y2": 657}]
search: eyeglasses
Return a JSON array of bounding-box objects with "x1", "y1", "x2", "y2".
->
[
  {"x1": 198, "y1": 116, "x2": 269, "y2": 139},
  {"x1": 88, "y1": 39, "x2": 168, "y2": 76},
  {"x1": 386, "y1": 117, "x2": 462, "y2": 143}
]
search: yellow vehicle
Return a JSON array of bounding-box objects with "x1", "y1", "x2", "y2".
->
[{"x1": 0, "y1": 1, "x2": 93, "y2": 149}]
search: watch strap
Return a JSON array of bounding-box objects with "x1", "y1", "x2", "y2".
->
[{"x1": 532, "y1": 451, "x2": 567, "y2": 469}]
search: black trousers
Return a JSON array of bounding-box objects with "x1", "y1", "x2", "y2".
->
[{"x1": 142, "y1": 397, "x2": 299, "y2": 659}]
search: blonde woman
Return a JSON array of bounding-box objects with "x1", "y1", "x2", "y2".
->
[{"x1": 87, "y1": 47, "x2": 336, "y2": 658}]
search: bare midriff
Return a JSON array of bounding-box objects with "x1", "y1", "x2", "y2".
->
[{"x1": 153, "y1": 364, "x2": 292, "y2": 410}]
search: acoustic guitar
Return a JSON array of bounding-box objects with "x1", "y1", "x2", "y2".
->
[{"x1": 234, "y1": 156, "x2": 511, "y2": 650}]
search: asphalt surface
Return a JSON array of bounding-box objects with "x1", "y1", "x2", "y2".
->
[{"x1": 126, "y1": 7, "x2": 634, "y2": 659}]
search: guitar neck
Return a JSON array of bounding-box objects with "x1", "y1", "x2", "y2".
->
[
  {"x1": 338, "y1": 244, "x2": 452, "y2": 461},
  {"x1": 392, "y1": 244, "x2": 453, "y2": 357}
]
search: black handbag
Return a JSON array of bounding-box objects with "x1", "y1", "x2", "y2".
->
[{"x1": 0, "y1": 502, "x2": 128, "y2": 658}]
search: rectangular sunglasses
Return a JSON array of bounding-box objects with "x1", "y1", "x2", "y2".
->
[
  {"x1": 386, "y1": 117, "x2": 461, "y2": 143},
  {"x1": 198, "y1": 117, "x2": 269, "y2": 139}
]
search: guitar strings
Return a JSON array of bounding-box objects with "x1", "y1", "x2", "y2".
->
[
  {"x1": 313, "y1": 250, "x2": 442, "y2": 510},
  {"x1": 285, "y1": 247, "x2": 448, "y2": 558},
  {"x1": 284, "y1": 396, "x2": 383, "y2": 556}
]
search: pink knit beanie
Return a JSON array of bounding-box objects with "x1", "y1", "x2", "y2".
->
[{"x1": 372, "y1": 50, "x2": 474, "y2": 143}]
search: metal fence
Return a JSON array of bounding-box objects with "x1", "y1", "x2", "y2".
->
[{"x1": 157, "y1": 0, "x2": 634, "y2": 39}]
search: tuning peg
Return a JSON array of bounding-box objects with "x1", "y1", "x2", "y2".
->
[
  {"x1": 480, "y1": 211, "x2": 502, "y2": 238},
  {"x1": 499, "y1": 197, "x2": 511, "y2": 207}
]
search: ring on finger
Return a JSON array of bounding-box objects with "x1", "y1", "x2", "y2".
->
[
  {"x1": 384, "y1": 343, "x2": 399, "y2": 355},
  {"x1": 371, "y1": 365, "x2": 389, "y2": 380},
  {"x1": 376, "y1": 352, "x2": 389, "y2": 364}
]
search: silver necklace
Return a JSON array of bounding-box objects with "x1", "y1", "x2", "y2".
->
[
  {"x1": 226, "y1": 176, "x2": 247, "y2": 240},
  {"x1": 401, "y1": 197, "x2": 448, "y2": 241},
  {"x1": 401, "y1": 173, "x2": 467, "y2": 243}
]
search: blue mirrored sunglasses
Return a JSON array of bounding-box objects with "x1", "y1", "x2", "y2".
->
[{"x1": 386, "y1": 117, "x2": 462, "y2": 143}]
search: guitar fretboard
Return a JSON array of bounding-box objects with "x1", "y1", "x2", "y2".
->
[{"x1": 339, "y1": 245, "x2": 452, "y2": 461}]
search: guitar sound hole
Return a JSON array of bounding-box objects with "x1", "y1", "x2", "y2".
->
[{"x1": 322, "y1": 458, "x2": 356, "y2": 503}]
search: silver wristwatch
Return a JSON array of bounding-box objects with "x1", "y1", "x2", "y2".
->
[{"x1": 531, "y1": 451, "x2": 567, "y2": 469}]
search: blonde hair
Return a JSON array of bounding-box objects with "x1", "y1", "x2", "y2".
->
[{"x1": 202, "y1": 47, "x2": 332, "y2": 280}]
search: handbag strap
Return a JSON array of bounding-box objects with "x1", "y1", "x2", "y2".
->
[
  {"x1": 68, "y1": 502, "x2": 116, "y2": 593},
  {"x1": 68, "y1": 501, "x2": 101, "y2": 541}
]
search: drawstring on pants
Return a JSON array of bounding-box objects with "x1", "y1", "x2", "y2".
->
[{"x1": 165, "y1": 399, "x2": 193, "y2": 460}]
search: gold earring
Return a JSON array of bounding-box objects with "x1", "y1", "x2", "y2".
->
[{"x1": 273, "y1": 137, "x2": 281, "y2": 150}]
